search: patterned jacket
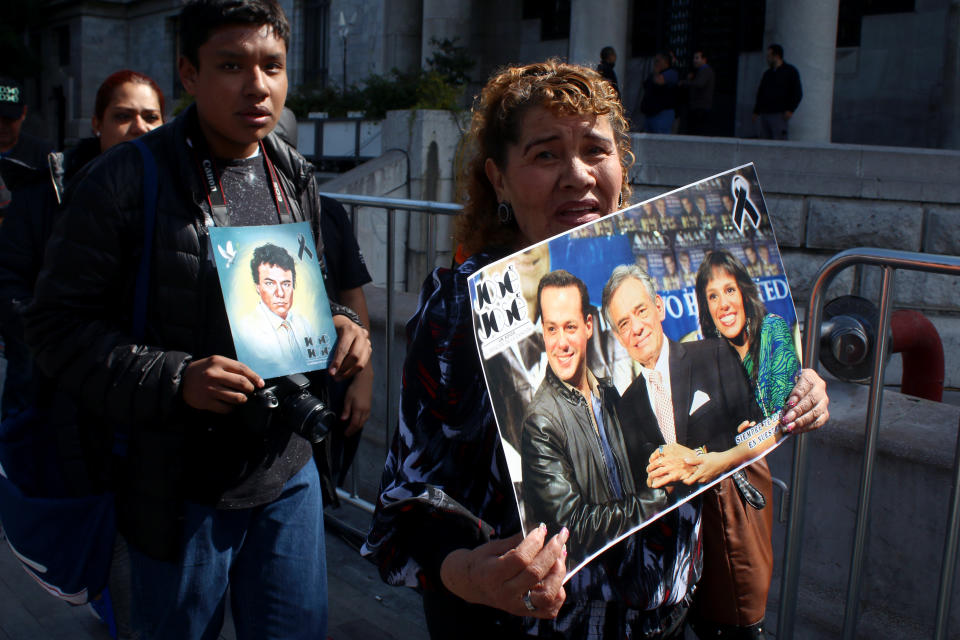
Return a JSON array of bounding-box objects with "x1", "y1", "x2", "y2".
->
[{"x1": 363, "y1": 252, "x2": 703, "y2": 638}]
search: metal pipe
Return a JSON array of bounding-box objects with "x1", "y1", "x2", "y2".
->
[
  {"x1": 934, "y1": 414, "x2": 960, "y2": 640},
  {"x1": 841, "y1": 265, "x2": 894, "y2": 640},
  {"x1": 319, "y1": 192, "x2": 462, "y2": 215},
  {"x1": 427, "y1": 212, "x2": 437, "y2": 273},
  {"x1": 335, "y1": 487, "x2": 376, "y2": 515},
  {"x1": 777, "y1": 267, "x2": 826, "y2": 639},
  {"x1": 890, "y1": 309, "x2": 945, "y2": 401},
  {"x1": 386, "y1": 208, "x2": 396, "y2": 464}
]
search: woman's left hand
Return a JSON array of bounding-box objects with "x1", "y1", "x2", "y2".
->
[
  {"x1": 781, "y1": 368, "x2": 830, "y2": 434},
  {"x1": 646, "y1": 443, "x2": 698, "y2": 488}
]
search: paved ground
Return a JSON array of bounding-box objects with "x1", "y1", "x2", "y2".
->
[{"x1": 0, "y1": 504, "x2": 428, "y2": 640}]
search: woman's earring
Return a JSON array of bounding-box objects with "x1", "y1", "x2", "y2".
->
[
  {"x1": 497, "y1": 201, "x2": 514, "y2": 224},
  {"x1": 618, "y1": 193, "x2": 623, "y2": 209},
  {"x1": 94, "y1": 130, "x2": 101, "y2": 137}
]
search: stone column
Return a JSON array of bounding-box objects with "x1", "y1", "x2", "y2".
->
[
  {"x1": 383, "y1": 0, "x2": 423, "y2": 74},
  {"x1": 569, "y1": 0, "x2": 629, "y2": 93},
  {"x1": 942, "y1": 0, "x2": 960, "y2": 149},
  {"x1": 420, "y1": 0, "x2": 472, "y2": 67},
  {"x1": 769, "y1": 0, "x2": 839, "y2": 142}
]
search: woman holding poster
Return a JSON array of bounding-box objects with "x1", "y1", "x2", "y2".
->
[{"x1": 365, "y1": 60, "x2": 828, "y2": 640}]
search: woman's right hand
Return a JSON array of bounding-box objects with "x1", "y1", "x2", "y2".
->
[{"x1": 439, "y1": 524, "x2": 569, "y2": 619}]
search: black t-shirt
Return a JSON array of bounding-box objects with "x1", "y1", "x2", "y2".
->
[
  {"x1": 319, "y1": 195, "x2": 372, "y2": 299},
  {"x1": 186, "y1": 151, "x2": 312, "y2": 509}
]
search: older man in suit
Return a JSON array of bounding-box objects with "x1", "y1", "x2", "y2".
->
[
  {"x1": 601, "y1": 264, "x2": 758, "y2": 461},
  {"x1": 601, "y1": 263, "x2": 772, "y2": 640}
]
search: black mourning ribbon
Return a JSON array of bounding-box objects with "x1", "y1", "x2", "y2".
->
[
  {"x1": 730, "y1": 175, "x2": 761, "y2": 234},
  {"x1": 297, "y1": 233, "x2": 314, "y2": 261}
]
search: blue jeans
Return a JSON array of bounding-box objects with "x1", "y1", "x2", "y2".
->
[
  {"x1": 645, "y1": 109, "x2": 675, "y2": 134},
  {"x1": 128, "y1": 462, "x2": 327, "y2": 640}
]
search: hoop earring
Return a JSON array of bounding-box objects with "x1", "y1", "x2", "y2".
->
[
  {"x1": 497, "y1": 201, "x2": 514, "y2": 224},
  {"x1": 618, "y1": 193, "x2": 623, "y2": 209}
]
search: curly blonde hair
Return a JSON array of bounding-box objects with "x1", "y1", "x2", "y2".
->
[{"x1": 454, "y1": 59, "x2": 633, "y2": 256}]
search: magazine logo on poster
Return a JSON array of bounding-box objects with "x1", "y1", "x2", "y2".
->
[{"x1": 474, "y1": 264, "x2": 534, "y2": 359}]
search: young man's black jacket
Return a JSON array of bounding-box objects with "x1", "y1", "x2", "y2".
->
[
  {"x1": 24, "y1": 105, "x2": 341, "y2": 560},
  {"x1": 520, "y1": 367, "x2": 668, "y2": 565}
]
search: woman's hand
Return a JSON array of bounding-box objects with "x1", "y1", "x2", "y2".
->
[
  {"x1": 781, "y1": 368, "x2": 830, "y2": 434},
  {"x1": 439, "y1": 525, "x2": 568, "y2": 619},
  {"x1": 682, "y1": 449, "x2": 738, "y2": 485},
  {"x1": 646, "y1": 443, "x2": 698, "y2": 488}
]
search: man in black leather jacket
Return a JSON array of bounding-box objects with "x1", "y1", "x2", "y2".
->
[
  {"x1": 520, "y1": 270, "x2": 667, "y2": 571},
  {"x1": 24, "y1": 1, "x2": 370, "y2": 637}
]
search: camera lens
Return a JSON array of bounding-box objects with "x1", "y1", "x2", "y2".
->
[{"x1": 282, "y1": 391, "x2": 337, "y2": 444}]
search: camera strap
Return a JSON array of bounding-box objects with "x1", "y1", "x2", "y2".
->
[{"x1": 187, "y1": 133, "x2": 293, "y2": 227}]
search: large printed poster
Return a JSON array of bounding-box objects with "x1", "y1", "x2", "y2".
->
[
  {"x1": 210, "y1": 221, "x2": 337, "y2": 380},
  {"x1": 469, "y1": 164, "x2": 801, "y2": 580}
]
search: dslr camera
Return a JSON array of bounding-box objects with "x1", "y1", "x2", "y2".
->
[{"x1": 237, "y1": 373, "x2": 336, "y2": 444}]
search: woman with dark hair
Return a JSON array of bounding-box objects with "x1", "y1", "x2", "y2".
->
[
  {"x1": 695, "y1": 249, "x2": 799, "y2": 415},
  {"x1": 91, "y1": 70, "x2": 165, "y2": 156},
  {"x1": 648, "y1": 247, "x2": 806, "y2": 640},
  {"x1": 365, "y1": 59, "x2": 829, "y2": 639}
]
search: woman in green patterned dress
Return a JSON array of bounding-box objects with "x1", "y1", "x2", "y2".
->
[
  {"x1": 659, "y1": 247, "x2": 801, "y2": 486},
  {"x1": 696, "y1": 248, "x2": 800, "y2": 417},
  {"x1": 651, "y1": 248, "x2": 804, "y2": 639}
]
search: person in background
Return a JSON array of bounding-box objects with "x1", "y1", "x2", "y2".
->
[
  {"x1": 0, "y1": 76, "x2": 52, "y2": 169},
  {"x1": 596, "y1": 46, "x2": 620, "y2": 99},
  {"x1": 0, "y1": 76, "x2": 55, "y2": 221},
  {"x1": 752, "y1": 44, "x2": 803, "y2": 140},
  {"x1": 681, "y1": 50, "x2": 715, "y2": 136},
  {"x1": 641, "y1": 52, "x2": 679, "y2": 134}
]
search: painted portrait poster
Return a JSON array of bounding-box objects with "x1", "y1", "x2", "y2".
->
[
  {"x1": 210, "y1": 222, "x2": 337, "y2": 380},
  {"x1": 469, "y1": 164, "x2": 801, "y2": 580}
]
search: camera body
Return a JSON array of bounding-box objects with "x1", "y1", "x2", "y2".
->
[{"x1": 237, "y1": 373, "x2": 335, "y2": 444}]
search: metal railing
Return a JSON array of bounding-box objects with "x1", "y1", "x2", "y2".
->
[
  {"x1": 318, "y1": 192, "x2": 463, "y2": 514},
  {"x1": 777, "y1": 247, "x2": 960, "y2": 640}
]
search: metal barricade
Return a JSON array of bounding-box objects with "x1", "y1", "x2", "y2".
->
[
  {"x1": 318, "y1": 193, "x2": 463, "y2": 514},
  {"x1": 777, "y1": 248, "x2": 960, "y2": 640}
]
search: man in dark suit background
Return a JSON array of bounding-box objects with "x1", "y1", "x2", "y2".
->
[{"x1": 600, "y1": 264, "x2": 757, "y2": 471}]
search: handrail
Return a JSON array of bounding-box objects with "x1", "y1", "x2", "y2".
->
[
  {"x1": 319, "y1": 192, "x2": 463, "y2": 514},
  {"x1": 777, "y1": 247, "x2": 960, "y2": 640}
]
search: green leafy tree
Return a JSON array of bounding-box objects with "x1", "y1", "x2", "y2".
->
[
  {"x1": 425, "y1": 37, "x2": 475, "y2": 87},
  {"x1": 285, "y1": 38, "x2": 475, "y2": 119}
]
